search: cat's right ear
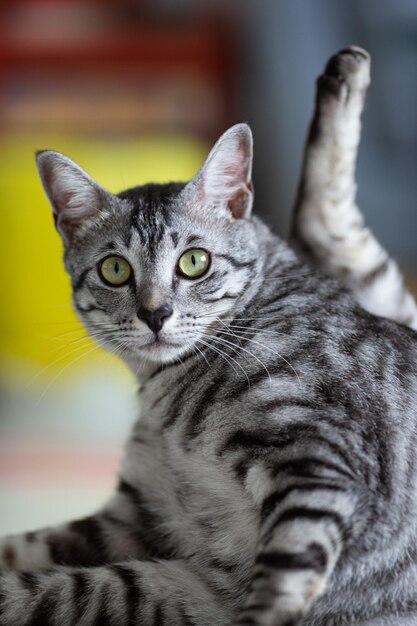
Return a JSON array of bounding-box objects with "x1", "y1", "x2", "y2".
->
[
  {"x1": 36, "y1": 150, "x2": 111, "y2": 245},
  {"x1": 184, "y1": 123, "x2": 254, "y2": 220}
]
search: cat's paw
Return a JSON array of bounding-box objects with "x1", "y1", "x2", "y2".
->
[
  {"x1": 318, "y1": 46, "x2": 370, "y2": 100},
  {"x1": 0, "y1": 536, "x2": 18, "y2": 572},
  {"x1": 0, "y1": 533, "x2": 50, "y2": 572}
]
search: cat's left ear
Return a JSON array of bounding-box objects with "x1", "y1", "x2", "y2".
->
[
  {"x1": 36, "y1": 150, "x2": 113, "y2": 245},
  {"x1": 188, "y1": 123, "x2": 254, "y2": 219}
]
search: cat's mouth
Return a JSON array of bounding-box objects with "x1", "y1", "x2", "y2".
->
[
  {"x1": 137, "y1": 335, "x2": 192, "y2": 363},
  {"x1": 141, "y1": 336, "x2": 182, "y2": 350}
]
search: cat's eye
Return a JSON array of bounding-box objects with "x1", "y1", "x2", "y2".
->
[
  {"x1": 99, "y1": 256, "x2": 132, "y2": 286},
  {"x1": 178, "y1": 249, "x2": 210, "y2": 279}
]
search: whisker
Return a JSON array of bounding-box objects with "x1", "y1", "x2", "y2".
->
[
  {"x1": 48, "y1": 334, "x2": 95, "y2": 355},
  {"x1": 207, "y1": 317, "x2": 282, "y2": 322},
  {"x1": 213, "y1": 325, "x2": 301, "y2": 386},
  {"x1": 47, "y1": 328, "x2": 88, "y2": 342},
  {"x1": 135, "y1": 355, "x2": 149, "y2": 379},
  {"x1": 224, "y1": 323, "x2": 288, "y2": 335},
  {"x1": 193, "y1": 343, "x2": 210, "y2": 367},
  {"x1": 198, "y1": 319, "x2": 291, "y2": 340},
  {"x1": 30, "y1": 326, "x2": 130, "y2": 383},
  {"x1": 214, "y1": 325, "x2": 291, "y2": 340},
  {"x1": 28, "y1": 340, "x2": 103, "y2": 386},
  {"x1": 197, "y1": 337, "x2": 243, "y2": 382},
  {"x1": 174, "y1": 352, "x2": 188, "y2": 374},
  {"x1": 207, "y1": 336, "x2": 252, "y2": 388},
  {"x1": 35, "y1": 343, "x2": 102, "y2": 405},
  {"x1": 207, "y1": 332, "x2": 272, "y2": 388},
  {"x1": 36, "y1": 337, "x2": 132, "y2": 405}
]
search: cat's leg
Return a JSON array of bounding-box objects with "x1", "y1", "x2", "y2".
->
[
  {"x1": 0, "y1": 557, "x2": 230, "y2": 626},
  {"x1": 0, "y1": 481, "x2": 171, "y2": 572},
  {"x1": 291, "y1": 46, "x2": 417, "y2": 330},
  {"x1": 234, "y1": 447, "x2": 364, "y2": 626}
]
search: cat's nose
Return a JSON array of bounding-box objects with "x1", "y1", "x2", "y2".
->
[{"x1": 137, "y1": 304, "x2": 173, "y2": 334}]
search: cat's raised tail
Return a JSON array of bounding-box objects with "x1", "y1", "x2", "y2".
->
[{"x1": 292, "y1": 46, "x2": 417, "y2": 331}]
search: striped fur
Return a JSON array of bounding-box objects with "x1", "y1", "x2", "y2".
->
[{"x1": 1, "y1": 48, "x2": 417, "y2": 626}]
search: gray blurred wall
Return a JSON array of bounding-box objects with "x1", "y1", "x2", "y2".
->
[{"x1": 242, "y1": 0, "x2": 417, "y2": 264}]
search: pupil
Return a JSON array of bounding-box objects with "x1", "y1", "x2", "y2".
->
[
  {"x1": 114, "y1": 262, "x2": 119, "y2": 274},
  {"x1": 191, "y1": 254, "x2": 196, "y2": 266}
]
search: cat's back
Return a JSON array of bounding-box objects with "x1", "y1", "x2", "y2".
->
[{"x1": 249, "y1": 272, "x2": 417, "y2": 624}]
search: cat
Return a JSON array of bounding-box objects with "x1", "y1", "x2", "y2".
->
[{"x1": 1, "y1": 47, "x2": 417, "y2": 626}]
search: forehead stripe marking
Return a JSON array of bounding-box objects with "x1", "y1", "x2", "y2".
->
[
  {"x1": 217, "y1": 254, "x2": 256, "y2": 270},
  {"x1": 98, "y1": 241, "x2": 117, "y2": 253},
  {"x1": 73, "y1": 267, "x2": 91, "y2": 292},
  {"x1": 75, "y1": 302, "x2": 105, "y2": 314},
  {"x1": 186, "y1": 234, "x2": 203, "y2": 246}
]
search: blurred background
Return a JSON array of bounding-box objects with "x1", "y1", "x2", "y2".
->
[{"x1": 1, "y1": 0, "x2": 416, "y2": 534}]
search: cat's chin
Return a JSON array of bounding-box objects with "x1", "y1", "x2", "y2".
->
[{"x1": 137, "y1": 338, "x2": 193, "y2": 364}]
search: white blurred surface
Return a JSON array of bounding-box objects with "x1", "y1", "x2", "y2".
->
[
  {"x1": 0, "y1": 487, "x2": 112, "y2": 536},
  {"x1": 0, "y1": 367, "x2": 137, "y2": 536}
]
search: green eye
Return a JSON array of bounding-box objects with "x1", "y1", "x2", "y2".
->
[
  {"x1": 178, "y1": 249, "x2": 210, "y2": 279},
  {"x1": 99, "y1": 256, "x2": 132, "y2": 286}
]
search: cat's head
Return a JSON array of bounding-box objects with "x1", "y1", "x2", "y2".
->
[{"x1": 36, "y1": 124, "x2": 265, "y2": 366}]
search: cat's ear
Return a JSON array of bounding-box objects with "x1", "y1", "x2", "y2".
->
[
  {"x1": 36, "y1": 150, "x2": 111, "y2": 245},
  {"x1": 189, "y1": 123, "x2": 254, "y2": 219}
]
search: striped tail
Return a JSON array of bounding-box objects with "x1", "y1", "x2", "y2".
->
[{"x1": 292, "y1": 46, "x2": 417, "y2": 330}]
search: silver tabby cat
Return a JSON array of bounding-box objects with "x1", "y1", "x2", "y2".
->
[{"x1": 1, "y1": 47, "x2": 417, "y2": 626}]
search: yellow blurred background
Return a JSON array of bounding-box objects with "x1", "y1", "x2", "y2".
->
[{"x1": 0, "y1": 133, "x2": 207, "y2": 377}]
